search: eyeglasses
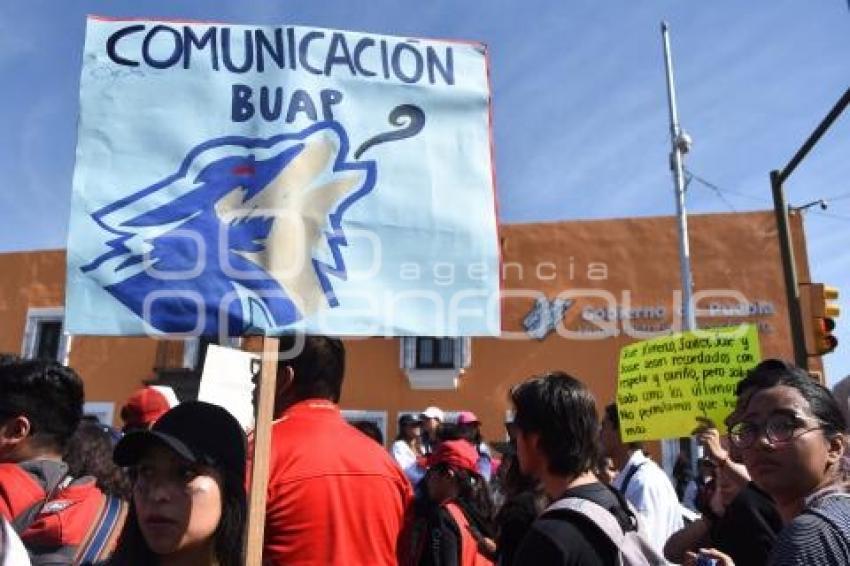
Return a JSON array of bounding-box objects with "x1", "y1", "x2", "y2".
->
[{"x1": 728, "y1": 412, "x2": 823, "y2": 449}]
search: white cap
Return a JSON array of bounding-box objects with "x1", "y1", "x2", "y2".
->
[
  {"x1": 420, "y1": 406, "x2": 444, "y2": 422},
  {"x1": 150, "y1": 385, "x2": 180, "y2": 408}
]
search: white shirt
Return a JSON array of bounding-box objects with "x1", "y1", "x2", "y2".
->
[
  {"x1": 612, "y1": 450, "x2": 683, "y2": 564},
  {"x1": 2, "y1": 518, "x2": 31, "y2": 566},
  {"x1": 391, "y1": 439, "x2": 426, "y2": 485}
]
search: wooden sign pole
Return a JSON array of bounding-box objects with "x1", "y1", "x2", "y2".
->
[{"x1": 244, "y1": 336, "x2": 279, "y2": 565}]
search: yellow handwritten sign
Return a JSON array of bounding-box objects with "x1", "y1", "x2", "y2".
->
[{"x1": 616, "y1": 324, "x2": 761, "y2": 442}]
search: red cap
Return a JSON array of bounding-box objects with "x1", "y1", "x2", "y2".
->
[
  {"x1": 121, "y1": 387, "x2": 172, "y2": 430},
  {"x1": 457, "y1": 411, "x2": 480, "y2": 426},
  {"x1": 430, "y1": 440, "x2": 479, "y2": 474}
]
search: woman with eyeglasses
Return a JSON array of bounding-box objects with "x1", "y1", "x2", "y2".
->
[
  {"x1": 697, "y1": 359, "x2": 849, "y2": 566},
  {"x1": 665, "y1": 417, "x2": 782, "y2": 566},
  {"x1": 103, "y1": 401, "x2": 247, "y2": 566}
]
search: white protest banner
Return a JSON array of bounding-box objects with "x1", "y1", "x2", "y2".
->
[
  {"x1": 198, "y1": 344, "x2": 258, "y2": 432},
  {"x1": 66, "y1": 17, "x2": 499, "y2": 338}
]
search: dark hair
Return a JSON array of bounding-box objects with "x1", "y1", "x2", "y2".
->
[
  {"x1": 64, "y1": 421, "x2": 132, "y2": 499},
  {"x1": 0, "y1": 516, "x2": 7, "y2": 564},
  {"x1": 604, "y1": 403, "x2": 644, "y2": 450},
  {"x1": 458, "y1": 423, "x2": 483, "y2": 445},
  {"x1": 110, "y1": 463, "x2": 246, "y2": 565},
  {"x1": 278, "y1": 335, "x2": 345, "y2": 402},
  {"x1": 352, "y1": 420, "x2": 384, "y2": 445},
  {"x1": 510, "y1": 371, "x2": 600, "y2": 476},
  {"x1": 430, "y1": 464, "x2": 495, "y2": 538},
  {"x1": 436, "y1": 423, "x2": 463, "y2": 443},
  {"x1": 502, "y1": 452, "x2": 541, "y2": 498},
  {"x1": 214, "y1": 470, "x2": 247, "y2": 565},
  {"x1": 0, "y1": 358, "x2": 84, "y2": 451},
  {"x1": 735, "y1": 359, "x2": 847, "y2": 437},
  {"x1": 395, "y1": 415, "x2": 422, "y2": 443}
]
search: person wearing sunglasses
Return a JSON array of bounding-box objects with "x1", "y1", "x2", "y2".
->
[{"x1": 697, "y1": 359, "x2": 849, "y2": 566}]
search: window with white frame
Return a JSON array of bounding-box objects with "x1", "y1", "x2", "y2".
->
[
  {"x1": 22, "y1": 307, "x2": 71, "y2": 364},
  {"x1": 400, "y1": 337, "x2": 471, "y2": 370}
]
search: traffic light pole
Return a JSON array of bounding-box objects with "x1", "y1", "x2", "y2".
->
[
  {"x1": 771, "y1": 87, "x2": 850, "y2": 371},
  {"x1": 771, "y1": 171, "x2": 807, "y2": 369}
]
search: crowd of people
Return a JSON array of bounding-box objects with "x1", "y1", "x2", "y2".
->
[{"x1": 0, "y1": 342, "x2": 849, "y2": 565}]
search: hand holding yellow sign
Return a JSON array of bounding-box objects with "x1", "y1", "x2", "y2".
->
[{"x1": 616, "y1": 324, "x2": 760, "y2": 442}]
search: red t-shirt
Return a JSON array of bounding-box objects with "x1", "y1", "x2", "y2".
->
[{"x1": 262, "y1": 399, "x2": 413, "y2": 565}]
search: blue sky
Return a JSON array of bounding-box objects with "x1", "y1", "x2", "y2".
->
[{"x1": 1, "y1": 1, "x2": 848, "y2": 383}]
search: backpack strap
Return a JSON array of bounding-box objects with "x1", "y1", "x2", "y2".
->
[
  {"x1": 544, "y1": 494, "x2": 664, "y2": 566},
  {"x1": 75, "y1": 494, "x2": 128, "y2": 564},
  {"x1": 619, "y1": 461, "x2": 646, "y2": 496},
  {"x1": 545, "y1": 497, "x2": 628, "y2": 547},
  {"x1": 11, "y1": 471, "x2": 71, "y2": 536}
]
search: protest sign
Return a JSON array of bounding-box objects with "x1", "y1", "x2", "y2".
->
[
  {"x1": 616, "y1": 324, "x2": 760, "y2": 442},
  {"x1": 66, "y1": 17, "x2": 499, "y2": 338},
  {"x1": 198, "y1": 344, "x2": 258, "y2": 432}
]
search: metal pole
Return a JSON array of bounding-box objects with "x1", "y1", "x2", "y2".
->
[
  {"x1": 661, "y1": 22, "x2": 696, "y2": 333},
  {"x1": 660, "y1": 22, "x2": 697, "y2": 475},
  {"x1": 769, "y1": 88, "x2": 850, "y2": 371},
  {"x1": 780, "y1": 88, "x2": 850, "y2": 183},
  {"x1": 771, "y1": 171, "x2": 808, "y2": 369}
]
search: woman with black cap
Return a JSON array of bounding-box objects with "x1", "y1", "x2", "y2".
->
[
  {"x1": 104, "y1": 401, "x2": 247, "y2": 566},
  {"x1": 393, "y1": 414, "x2": 426, "y2": 485}
]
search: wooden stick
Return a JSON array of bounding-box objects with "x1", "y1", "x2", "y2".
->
[{"x1": 244, "y1": 336, "x2": 279, "y2": 565}]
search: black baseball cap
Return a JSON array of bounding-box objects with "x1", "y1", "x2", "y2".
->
[
  {"x1": 114, "y1": 401, "x2": 246, "y2": 484},
  {"x1": 399, "y1": 413, "x2": 422, "y2": 428}
]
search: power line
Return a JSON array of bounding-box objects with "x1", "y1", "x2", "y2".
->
[
  {"x1": 680, "y1": 167, "x2": 850, "y2": 227},
  {"x1": 684, "y1": 168, "x2": 768, "y2": 203},
  {"x1": 683, "y1": 168, "x2": 738, "y2": 211},
  {"x1": 811, "y1": 209, "x2": 850, "y2": 221},
  {"x1": 822, "y1": 191, "x2": 850, "y2": 203},
  {"x1": 684, "y1": 168, "x2": 850, "y2": 218}
]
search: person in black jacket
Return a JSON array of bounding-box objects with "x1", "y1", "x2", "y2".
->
[{"x1": 510, "y1": 371, "x2": 638, "y2": 566}]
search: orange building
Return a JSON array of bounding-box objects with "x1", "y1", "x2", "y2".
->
[{"x1": 0, "y1": 210, "x2": 813, "y2": 451}]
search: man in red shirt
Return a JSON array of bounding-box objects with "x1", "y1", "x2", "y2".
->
[{"x1": 262, "y1": 336, "x2": 413, "y2": 565}]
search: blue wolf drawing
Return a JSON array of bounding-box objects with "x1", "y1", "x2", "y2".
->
[{"x1": 82, "y1": 121, "x2": 377, "y2": 335}]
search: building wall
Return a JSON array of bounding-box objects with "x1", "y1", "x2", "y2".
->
[
  {"x1": 343, "y1": 210, "x2": 807, "y2": 443},
  {"x1": 0, "y1": 250, "x2": 162, "y2": 422},
  {"x1": 0, "y1": 210, "x2": 811, "y2": 444}
]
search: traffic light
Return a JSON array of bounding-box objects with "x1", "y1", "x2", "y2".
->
[{"x1": 801, "y1": 283, "x2": 840, "y2": 356}]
